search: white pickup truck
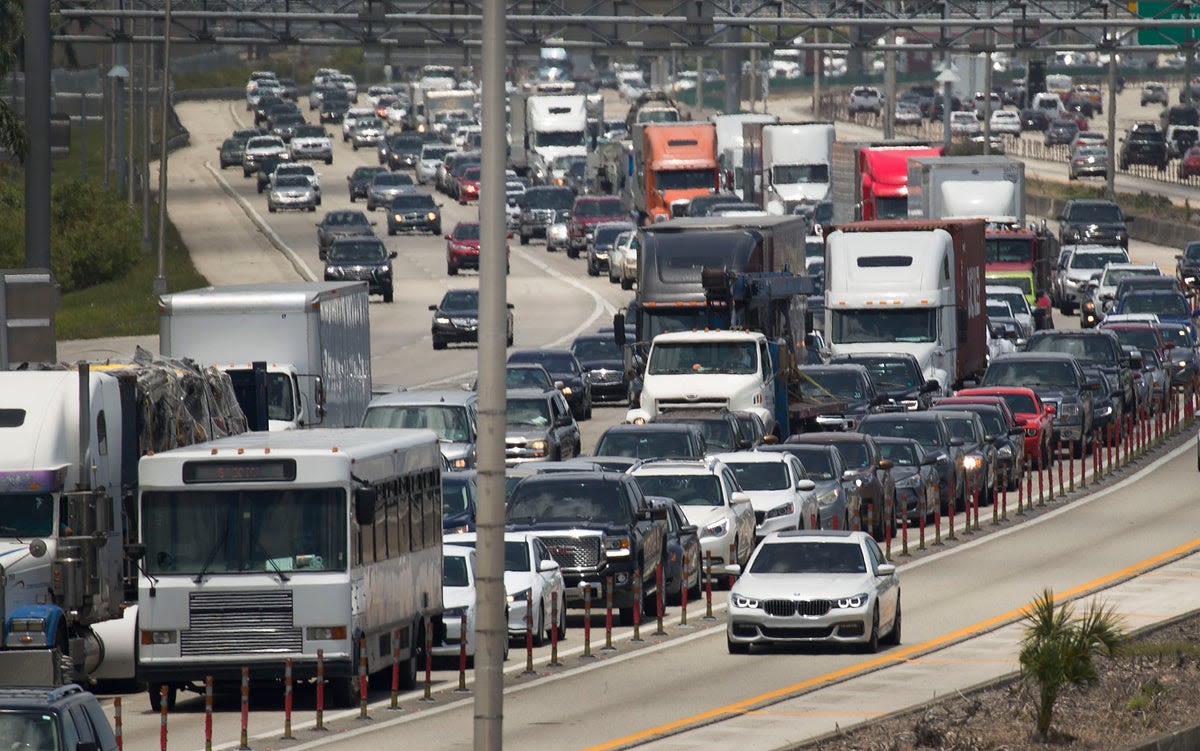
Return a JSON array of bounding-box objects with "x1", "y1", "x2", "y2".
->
[{"x1": 848, "y1": 86, "x2": 883, "y2": 115}]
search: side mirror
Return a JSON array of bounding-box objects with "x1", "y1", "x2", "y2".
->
[
  {"x1": 613, "y1": 313, "x2": 627, "y2": 346},
  {"x1": 355, "y1": 486, "x2": 378, "y2": 526},
  {"x1": 921, "y1": 379, "x2": 941, "y2": 394},
  {"x1": 124, "y1": 542, "x2": 147, "y2": 561},
  {"x1": 725, "y1": 563, "x2": 743, "y2": 576},
  {"x1": 842, "y1": 469, "x2": 858, "y2": 482},
  {"x1": 877, "y1": 458, "x2": 893, "y2": 471},
  {"x1": 680, "y1": 524, "x2": 698, "y2": 536},
  {"x1": 318, "y1": 250, "x2": 327, "y2": 260},
  {"x1": 651, "y1": 506, "x2": 668, "y2": 521},
  {"x1": 389, "y1": 251, "x2": 398, "y2": 259},
  {"x1": 797, "y1": 478, "x2": 816, "y2": 492},
  {"x1": 920, "y1": 453, "x2": 939, "y2": 466},
  {"x1": 877, "y1": 562, "x2": 897, "y2": 577},
  {"x1": 429, "y1": 304, "x2": 438, "y2": 311},
  {"x1": 538, "y1": 559, "x2": 560, "y2": 572},
  {"x1": 731, "y1": 491, "x2": 751, "y2": 505},
  {"x1": 1045, "y1": 404, "x2": 1057, "y2": 415},
  {"x1": 950, "y1": 437, "x2": 965, "y2": 447}
]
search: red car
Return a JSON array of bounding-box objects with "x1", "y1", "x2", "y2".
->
[
  {"x1": 1179, "y1": 146, "x2": 1200, "y2": 179},
  {"x1": 954, "y1": 386, "x2": 1055, "y2": 468},
  {"x1": 445, "y1": 221, "x2": 510, "y2": 276},
  {"x1": 567, "y1": 195, "x2": 627, "y2": 260},
  {"x1": 456, "y1": 165, "x2": 481, "y2": 205}
]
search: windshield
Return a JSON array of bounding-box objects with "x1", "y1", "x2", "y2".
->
[
  {"x1": 1124, "y1": 293, "x2": 1188, "y2": 318},
  {"x1": 452, "y1": 224, "x2": 481, "y2": 240},
  {"x1": 143, "y1": 488, "x2": 346, "y2": 574},
  {"x1": 860, "y1": 418, "x2": 942, "y2": 448},
  {"x1": 506, "y1": 397, "x2": 551, "y2": 426},
  {"x1": 643, "y1": 310, "x2": 708, "y2": 339},
  {"x1": 536, "y1": 130, "x2": 585, "y2": 148},
  {"x1": 877, "y1": 442, "x2": 918, "y2": 466},
  {"x1": 1068, "y1": 204, "x2": 1123, "y2": 222},
  {"x1": 943, "y1": 416, "x2": 979, "y2": 442},
  {"x1": 575, "y1": 200, "x2": 623, "y2": 216},
  {"x1": 423, "y1": 146, "x2": 454, "y2": 160},
  {"x1": 505, "y1": 367, "x2": 551, "y2": 390},
  {"x1": 874, "y1": 196, "x2": 908, "y2": 220},
  {"x1": 772, "y1": 164, "x2": 829, "y2": 184},
  {"x1": 830, "y1": 309, "x2": 937, "y2": 344},
  {"x1": 633, "y1": 474, "x2": 723, "y2": 507},
  {"x1": 507, "y1": 479, "x2": 628, "y2": 522},
  {"x1": 830, "y1": 441, "x2": 868, "y2": 469},
  {"x1": 844, "y1": 358, "x2": 917, "y2": 390},
  {"x1": 749, "y1": 541, "x2": 865, "y2": 574},
  {"x1": 659, "y1": 418, "x2": 735, "y2": 451},
  {"x1": 441, "y1": 290, "x2": 479, "y2": 310},
  {"x1": 524, "y1": 189, "x2": 575, "y2": 210},
  {"x1": 329, "y1": 241, "x2": 386, "y2": 263},
  {"x1": 0, "y1": 492, "x2": 55, "y2": 537},
  {"x1": 990, "y1": 291, "x2": 1031, "y2": 316},
  {"x1": 374, "y1": 174, "x2": 412, "y2": 187},
  {"x1": 983, "y1": 360, "x2": 1078, "y2": 388},
  {"x1": 989, "y1": 392, "x2": 1036, "y2": 414},
  {"x1": 1109, "y1": 328, "x2": 1159, "y2": 351},
  {"x1": 442, "y1": 476, "x2": 474, "y2": 515},
  {"x1": 1071, "y1": 252, "x2": 1128, "y2": 270},
  {"x1": 1159, "y1": 324, "x2": 1196, "y2": 348},
  {"x1": 392, "y1": 195, "x2": 435, "y2": 210},
  {"x1": 362, "y1": 404, "x2": 470, "y2": 442},
  {"x1": 572, "y1": 338, "x2": 619, "y2": 361},
  {"x1": 727, "y1": 462, "x2": 789, "y2": 491},
  {"x1": 646, "y1": 341, "x2": 757, "y2": 375},
  {"x1": 0, "y1": 712, "x2": 59, "y2": 751},
  {"x1": 655, "y1": 169, "x2": 716, "y2": 191},
  {"x1": 797, "y1": 369, "x2": 866, "y2": 401},
  {"x1": 275, "y1": 176, "x2": 310, "y2": 189},
  {"x1": 595, "y1": 430, "x2": 697, "y2": 459}
]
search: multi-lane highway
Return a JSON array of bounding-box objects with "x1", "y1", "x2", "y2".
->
[{"x1": 82, "y1": 86, "x2": 1200, "y2": 751}]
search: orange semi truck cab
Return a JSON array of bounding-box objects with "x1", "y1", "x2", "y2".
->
[{"x1": 629, "y1": 122, "x2": 719, "y2": 224}]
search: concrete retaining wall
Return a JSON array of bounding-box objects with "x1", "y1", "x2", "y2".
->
[{"x1": 1027, "y1": 192, "x2": 1199, "y2": 251}]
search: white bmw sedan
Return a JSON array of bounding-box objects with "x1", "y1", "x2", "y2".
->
[{"x1": 726, "y1": 530, "x2": 900, "y2": 654}]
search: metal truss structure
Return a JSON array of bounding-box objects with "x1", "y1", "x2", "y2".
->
[{"x1": 53, "y1": 1, "x2": 1200, "y2": 54}]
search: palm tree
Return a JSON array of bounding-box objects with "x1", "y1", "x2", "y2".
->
[{"x1": 1018, "y1": 588, "x2": 1125, "y2": 739}]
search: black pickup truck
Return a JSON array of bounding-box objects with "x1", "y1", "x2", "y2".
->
[{"x1": 505, "y1": 471, "x2": 667, "y2": 625}]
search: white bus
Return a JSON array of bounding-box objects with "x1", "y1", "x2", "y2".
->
[{"x1": 135, "y1": 429, "x2": 443, "y2": 709}]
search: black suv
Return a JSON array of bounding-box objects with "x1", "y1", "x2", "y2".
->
[
  {"x1": 518, "y1": 186, "x2": 576, "y2": 244},
  {"x1": 651, "y1": 408, "x2": 750, "y2": 452},
  {"x1": 386, "y1": 192, "x2": 441, "y2": 236},
  {"x1": 508, "y1": 348, "x2": 593, "y2": 420},
  {"x1": 1119, "y1": 122, "x2": 1169, "y2": 171},
  {"x1": 1058, "y1": 199, "x2": 1130, "y2": 248},
  {"x1": 0, "y1": 684, "x2": 118, "y2": 750},
  {"x1": 1025, "y1": 329, "x2": 1134, "y2": 416},
  {"x1": 830, "y1": 353, "x2": 941, "y2": 411},
  {"x1": 593, "y1": 423, "x2": 707, "y2": 459},
  {"x1": 320, "y1": 236, "x2": 396, "y2": 303}
]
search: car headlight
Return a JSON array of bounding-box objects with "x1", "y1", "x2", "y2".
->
[
  {"x1": 506, "y1": 588, "x2": 531, "y2": 604},
  {"x1": 434, "y1": 316, "x2": 451, "y2": 324},
  {"x1": 1179, "y1": 360, "x2": 1189, "y2": 369},
  {"x1": 1095, "y1": 404, "x2": 1113, "y2": 417},
  {"x1": 1059, "y1": 403, "x2": 1081, "y2": 418},
  {"x1": 834, "y1": 592, "x2": 869, "y2": 609},
  {"x1": 529, "y1": 439, "x2": 548, "y2": 452},
  {"x1": 962, "y1": 455, "x2": 981, "y2": 471},
  {"x1": 817, "y1": 490, "x2": 838, "y2": 507},
  {"x1": 731, "y1": 594, "x2": 761, "y2": 609},
  {"x1": 604, "y1": 535, "x2": 632, "y2": 557},
  {"x1": 428, "y1": 212, "x2": 439, "y2": 221},
  {"x1": 702, "y1": 518, "x2": 730, "y2": 538},
  {"x1": 998, "y1": 445, "x2": 1014, "y2": 459},
  {"x1": 393, "y1": 214, "x2": 403, "y2": 222},
  {"x1": 764, "y1": 502, "x2": 794, "y2": 519},
  {"x1": 560, "y1": 386, "x2": 573, "y2": 396}
]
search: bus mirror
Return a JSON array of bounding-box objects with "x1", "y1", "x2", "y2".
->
[{"x1": 355, "y1": 487, "x2": 378, "y2": 526}]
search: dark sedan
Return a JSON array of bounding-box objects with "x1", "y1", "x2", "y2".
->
[
  {"x1": 830, "y1": 353, "x2": 941, "y2": 411},
  {"x1": 347, "y1": 165, "x2": 389, "y2": 203},
  {"x1": 430, "y1": 288, "x2": 514, "y2": 350},
  {"x1": 315, "y1": 210, "x2": 376, "y2": 253},
  {"x1": 320, "y1": 236, "x2": 395, "y2": 302},
  {"x1": 871, "y1": 436, "x2": 941, "y2": 524},
  {"x1": 646, "y1": 496, "x2": 701, "y2": 603},
  {"x1": 1019, "y1": 108, "x2": 1051, "y2": 132},
  {"x1": 857, "y1": 411, "x2": 964, "y2": 514},
  {"x1": 218, "y1": 138, "x2": 245, "y2": 169},
  {"x1": 507, "y1": 349, "x2": 593, "y2": 420},
  {"x1": 570, "y1": 333, "x2": 628, "y2": 403},
  {"x1": 783, "y1": 432, "x2": 895, "y2": 540}
]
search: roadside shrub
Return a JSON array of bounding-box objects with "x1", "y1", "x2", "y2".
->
[{"x1": 0, "y1": 178, "x2": 140, "y2": 291}]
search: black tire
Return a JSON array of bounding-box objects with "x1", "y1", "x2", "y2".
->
[
  {"x1": 587, "y1": 258, "x2": 599, "y2": 276},
  {"x1": 257, "y1": 184, "x2": 265, "y2": 194},
  {"x1": 532, "y1": 604, "x2": 546, "y2": 647},
  {"x1": 432, "y1": 225, "x2": 441, "y2": 236},
  {"x1": 148, "y1": 685, "x2": 178, "y2": 712},
  {"x1": 506, "y1": 330, "x2": 514, "y2": 347},
  {"x1": 883, "y1": 598, "x2": 902, "y2": 646},
  {"x1": 621, "y1": 277, "x2": 633, "y2": 291},
  {"x1": 325, "y1": 157, "x2": 333, "y2": 165},
  {"x1": 863, "y1": 606, "x2": 881, "y2": 654},
  {"x1": 433, "y1": 338, "x2": 447, "y2": 351},
  {"x1": 617, "y1": 606, "x2": 635, "y2": 626},
  {"x1": 567, "y1": 247, "x2": 579, "y2": 259},
  {"x1": 520, "y1": 233, "x2": 529, "y2": 245},
  {"x1": 349, "y1": 195, "x2": 356, "y2": 203},
  {"x1": 383, "y1": 286, "x2": 394, "y2": 303},
  {"x1": 1062, "y1": 299, "x2": 1076, "y2": 316},
  {"x1": 388, "y1": 227, "x2": 395, "y2": 236},
  {"x1": 447, "y1": 264, "x2": 458, "y2": 276},
  {"x1": 727, "y1": 636, "x2": 750, "y2": 655},
  {"x1": 268, "y1": 206, "x2": 277, "y2": 213}
]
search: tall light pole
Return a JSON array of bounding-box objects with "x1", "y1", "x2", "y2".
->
[
  {"x1": 154, "y1": 0, "x2": 171, "y2": 296},
  {"x1": 108, "y1": 64, "x2": 129, "y2": 198}
]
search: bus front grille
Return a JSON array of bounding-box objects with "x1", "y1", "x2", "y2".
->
[{"x1": 182, "y1": 590, "x2": 301, "y2": 656}]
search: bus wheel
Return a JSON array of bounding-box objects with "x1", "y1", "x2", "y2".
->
[{"x1": 398, "y1": 621, "x2": 421, "y2": 690}]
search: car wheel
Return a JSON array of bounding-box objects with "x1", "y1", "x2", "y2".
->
[
  {"x1": 587, "y1": 258, "x2": 598, "y2": 276},
  {"x1": 727, "y1": 635, "x2": 750, "y2": 655},
  {"x1": 618, "y1": 605, "x2": 635, "y2": 627},
  {"x1": 883, "y1": 598, "x2": 902, "y2": 646},
  {"x1": 506, "y1": 329, "x2": 514, "y2": 347},
  {"x1": 148, "y1": 685, "x2": 178, "y2": 712},
  {"x1": 567, "y1": 247, "x2": 579, "y2": 259},
  {"x1": 432, "y1": 225, "x2": 441, "y2": 235},
  {"x1": 383, "y1": 286, "x2": 394, "y2": 304},
  {"x1": 432, "y1": 338, "x2": 447, "y2": 351},
  {"x1": 325, "y1": 157, "x2": 333, "y2": 165},
  {"x1": 349, "y1": 195, "x2": 356, "y2": 202},
  {"x1": 532, "y1": 604, "x2": 545, "y2": 647},
  {"x1": 388, "y1": 227, "x2": 395, "y2": 236},
  {"x1": 863, "y1": 606, "x2": 881, "y2": 654},
  {"x1": 268, "y1": 206, "x2": 277, "y2": 213},
  {"x1": 621, "y1": 277, "x2": 633, "y2": 291},
  {"x1": 520, "y1": 233, "x2": 529, "y2": 245},
  {"x1": 1068, "y1": 172, "x2": 1076, "y2": 181},
  {"x1": 447, "y1": 264, "x2": 458, "y2": 276},
  {"x1": 352, "y1": 143, "x2": 358, "y2": 151}
]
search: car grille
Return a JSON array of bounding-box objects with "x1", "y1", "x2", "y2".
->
[
  {"x1": 450, "y1": 317, "x2": 478, "y2": 327},
  {"x1": 657, "y1": 397, "x2": 729, "y2": 411},
  {"x1": 182, "y1": 590, "x2": 301, "y2": 656},
  {"x1": 525, "y1": 208, "x2": 556, "y2": 225},
  {"x1": 763, "y1": 598, "x2": 833, "y2": 617},
  {"x1": 589, "y1": 369, "x2": 622, "y2": 385},
  {"x1": 759, "y1": 625, "x2": 835, "y2": 639},
  {"x1": 538, "y1": 535, "x2": 601, "y2": 568}
]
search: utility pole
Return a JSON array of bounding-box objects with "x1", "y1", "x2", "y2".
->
[
  {"x1": 154, "y1": 0, "x2": 171, "y2": 296},
  {"x1": 24, "y1": 0, "x2": 51, "y2": 269}
]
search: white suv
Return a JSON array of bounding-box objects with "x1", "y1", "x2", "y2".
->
[
  {"x1": 629, "y1": 457, "x2": 757, "y2": 573},
  {"x1": 712, "y1": 451, "x2": 818, "y2": 542}
]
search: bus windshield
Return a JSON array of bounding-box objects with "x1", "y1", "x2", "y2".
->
[{"x1": 143, "y1": 489, "x2": 347, "y2": 574}]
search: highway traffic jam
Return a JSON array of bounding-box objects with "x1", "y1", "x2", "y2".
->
[{"x1": 6, "y1": 51, "x2": 1200, "y2": 751}]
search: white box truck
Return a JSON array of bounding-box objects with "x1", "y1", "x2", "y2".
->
[
  {"x1": 755, "y1": 121, "x2": 836, "y2": 215},
  {"x1": 905, "y1": 155, "x2": 1025, "y2": 224},
  {"x1": 710, "y1": 112, "x2": 778, "y2": 198},
  {"x1": 509, "y1": 90, "x2": 588, "y2": 183},
  {"x1": 159, "y1": 282, "x2": 372, "y2": 431}
]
